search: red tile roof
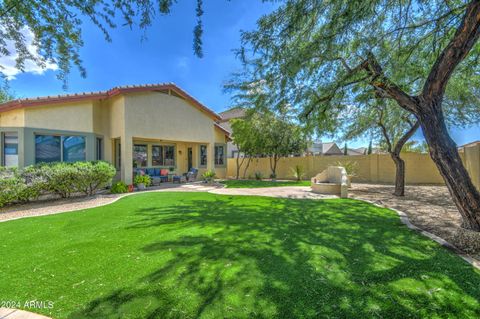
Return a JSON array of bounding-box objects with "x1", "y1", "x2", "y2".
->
[{"x1": 0, "y1": 83, "x2": 221, "y2": 120}]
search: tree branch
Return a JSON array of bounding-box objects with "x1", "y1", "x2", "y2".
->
[
  {"x1": 422, "y1": 1, "x2": 480, "y2": 103},
  {"x1": 393, "y1": 120, "x2": 421, "y2": 155}
]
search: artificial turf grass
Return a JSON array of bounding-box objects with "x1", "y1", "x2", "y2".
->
[
  {"x1": 220, "y1": 179, "x2": 311, "y2": 188},
  {"x1": 0, "y1": 192, "x2": 479, "y2": 318}
]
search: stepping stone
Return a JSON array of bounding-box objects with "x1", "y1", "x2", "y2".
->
[{"x1": 0, "y1": 308, "x2": 51, "y2": 319}]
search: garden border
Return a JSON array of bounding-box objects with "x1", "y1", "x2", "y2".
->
[{"x1": 360, "y1": 198, "x2": 480, "y2": 270}]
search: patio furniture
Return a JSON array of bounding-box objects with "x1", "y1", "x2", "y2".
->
[
  {"x1": 184, "y1": 168, "x2": 198, "y2": 182},
  {"x1": 159, "y1": 169, "x2": 169, "y2": 183},
  {"x1": 172, "y1": 175, "x2": 187, "y2": 183},
  {"x1": 311, "y1": 166, "x2": 348, "y2": 198}
]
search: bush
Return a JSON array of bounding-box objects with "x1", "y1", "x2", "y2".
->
[
  {"x1": 110, "y1": 181, "x2": 129, "y2": 194},
  {"x1": 134, "y1": 174, "x2": 151, "y2": 187},
  {"x1": 202, "y1": 170, "x2": 216, "y2": 183},
  {"x1": 254, "y1": 172, "x2": 263, "y2": 180},
  {"x1": 73, "y1": 161, "x2": 116, "y2": 196},
  {"x1": 0, "y1": 161, "x2": 117, "y2": 207}
]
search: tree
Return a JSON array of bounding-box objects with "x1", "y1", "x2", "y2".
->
[
  {"x1": 262, "y1": 112, "x2": 308, "y2": 178},
  {"x1": 343, "y1": 100, "x2": 419, "y2": 196},
  {"x1": 343, "y1": 143, "x2": 347, "y2": 156},
  {"x1": 230, "y1": 111, "x2": 265, "y2": 179},
  {"x1": 367, "y1": 141, "x2": 373, "y2": 155},
  {"x1": 0, "y1": 0, "x2": 205, "y2": 87},
  {"x1": 233, "y1": 0, "x2": 480, "y2": 231}
]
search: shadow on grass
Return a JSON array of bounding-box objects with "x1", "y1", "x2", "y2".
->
[{"x1": 69, "y1": 194, "x2": 480, "y2": 318}]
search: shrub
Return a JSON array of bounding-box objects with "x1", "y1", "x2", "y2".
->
[
  {"x1": 254, "y1": 172, "x2": 263, "y2": 180},
  {"x1": 202, "y1": 170, "x2": 216, "y2": 183},
  {"x1": 134, "y1": 174, "x2": 152, "y2": 187},
  {"x1": 290, "y1": 165, "x2": 305, "y2": 181},
  {"x1": 73, "y1": 161, "x2": 116, "y2": 196},
  {"x1": 110, "y1": 181, "x2": 129, "y2": 194},
  {"x1": 334, "y1": 161, "x2": 359, "y2": 176},
  {"x1": 0, "y1": 169, "x2": 19, "y2": 207},
  {"x1": 41, "y1": 163, "x2": 78, "y2": 198}
]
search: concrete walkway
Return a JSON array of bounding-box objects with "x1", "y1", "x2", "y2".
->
[{"x1": 0, "y1": 308, "x2": 51, "y2": 319}]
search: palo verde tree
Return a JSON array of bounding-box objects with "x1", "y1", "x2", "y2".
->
[
  {"x1": 342, "y1": 99, "x2": 419, "y2": 196},
  {"x1": 232, "y1": 0, "x2": 480, "y2": 231},
  {"x1": 0, "y1": 0, "x2": 205, "y2": 87}
]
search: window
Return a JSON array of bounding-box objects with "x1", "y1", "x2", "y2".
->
[
  {"x1": 152, "y1": 145, "x2": 175, "y2": 166},
  {"x1": 96, "y1": 138, "x2": 103, "y2": 160},
  {"x1": 152, "y1": 145, "x2": 163, "y2": 166},
  {"x1": 3, "y1": 132, "x2": 18, "y2": 167},
  {"x1": 133, "y1": 144, "x2": 147, "y2": 167},
  {"x1": 164, "y1": 145, "x2": 175, "y2": 166},
  {"x1": 63, "y1": 136, "x2": 86, "y2": 162},
  {"x1": 215, "y1": 145, "x2": 225, "y2": 166},
  {"x1": 35, "y1": 135, "x2": 87, "y2": 164},
  {"x1": 200, "y1": 145, "x2": 207, "y2": 167},
  {"x1": 35, "y1": 135, "x2": 61, "y2": 163}
]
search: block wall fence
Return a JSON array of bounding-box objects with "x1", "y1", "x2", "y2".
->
[{"x1": 227, "y1": 144, "x2": 480, "y2": 190}]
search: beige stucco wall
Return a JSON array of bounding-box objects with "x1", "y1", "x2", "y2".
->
[
  {"x1": 24, "y1": 102, "x2": 94, "y2": 132},
  {"x1": 227, "y1": 149, "x2": 480, "y2": 191},
  {"x1": 124, "y1": 92, "x2": 215, "y2": 143},
  {"x1": 0, "y1": 109, "x2": 25, "y2": 127}
]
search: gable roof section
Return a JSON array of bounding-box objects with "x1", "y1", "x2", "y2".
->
[
  {"x1": 0, "y1": 83, "x2": 221, "y2": 121},
  {"x1": 219, "y1": 107, "x2": 246, "y2": 122}
]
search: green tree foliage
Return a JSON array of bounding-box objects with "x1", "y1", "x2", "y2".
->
[
  {"x1": 402, "y1": 140, "x2": 429, "y2": 154},
  {"x1": 229, "y1": 0, "x2": 480, "y2": 229},
  {"x1": 231, "y1": 109, "x2": 308, "y2": 179},
  {"x1": 0, "y1": 0, "x2": 204, "y2": 86},
  {"x1": 343, "y1": 143, "x2": 347, "y2": 156}
]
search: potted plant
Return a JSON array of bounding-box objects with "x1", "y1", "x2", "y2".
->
[
  {"x1": 134, "y1": 174, "x2": 151, "y2": 191},
  {"x1": 202, "y1": 170, "x2": 216, "y2": 184}
]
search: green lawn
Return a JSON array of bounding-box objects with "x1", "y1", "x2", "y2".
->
[
  {"x1": 221, "y1": 179, "x2": 310, "y2": 188},
  {"x1": 0, "y1": 192, "x2": 479, "y2": 318}
]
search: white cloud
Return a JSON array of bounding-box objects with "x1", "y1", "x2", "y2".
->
[{"x1": 0, "y1": 27, "x2": 58, "y2": 79}]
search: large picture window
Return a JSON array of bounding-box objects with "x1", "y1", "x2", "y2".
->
[
  {"x1": 200, "y1": 145, "x2": 207, "y2": 167},
  {"x1": 133, "y1": 144, "x2": 148, "y2": 167},
  {"x1": 214, "y1": 145, "x2": 225, "y2": 166},
  {"x1": 35, "y1": 135, "x2": 61, "y2": 163},
  {"x1": 152, "y1": 145, "x2": 175, "y2": 167},
  {"x1": 35, "y1": 134, "x2": 86, "y2": 164},
  {"x1": 63, "y1": 136, "x2": 86, "y2": 162},
  {"x1": 3, "y1": 132, "x2": 18, "y2": 167}
]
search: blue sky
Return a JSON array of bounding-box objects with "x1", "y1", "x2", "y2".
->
[{"x1": 3, "y1": 0, "x2": 479, "y2": 148}]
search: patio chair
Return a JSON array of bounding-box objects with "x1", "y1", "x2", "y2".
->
[
  {"x1": 184, "y1": 168, "x2": 198, "y2": 182},
  {"x1": 159, "y1": 169, "x2": 169, "y2": 183}
]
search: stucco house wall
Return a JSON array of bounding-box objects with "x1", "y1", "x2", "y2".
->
[{"x1": 0, "y1": 84, "x2": 229, "y2": 184}]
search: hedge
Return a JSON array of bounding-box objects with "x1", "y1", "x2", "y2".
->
[{"x1": 0, "y1": 161, "x2": 116, "y2": 207}]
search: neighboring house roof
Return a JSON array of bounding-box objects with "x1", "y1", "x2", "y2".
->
[
  {"x1": 322, "y1": 142, "x2": 343, "y2": 155},
  {"x1": 346, "y1": 148, "x2": 364, "y2": 156},
  {"x1": 0, "y1": 83, "x2": 221, "y2": 121},
  {"x1": 458, "y1": 140, "x2": 480, "y2": 150},
  {"x1": 219, "y1": 107, "x2": 246, "y2": 122}
]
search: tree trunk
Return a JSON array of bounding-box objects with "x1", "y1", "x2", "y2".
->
[
  {"x1": 390, "y1": 152, "x2": 406, "y2": 196},
  {"x1": 235, "y1": 152, "x2": 245, "y2": 180},
  {"x1": 242, "y1": 157, "x2": 252, "y2": 179},
  {"x1": 418, "y1": 103, "x2": 480, "y2": 231}
]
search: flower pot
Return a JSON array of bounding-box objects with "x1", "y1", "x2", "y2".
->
[
  {"x1": 128, "y1": 184, "x2": 134, "y2": 192},
  {"x1": 137, "y1": 183, "x2": 146, "y2": 191},
  {"x1": 347, "y1": 175, "x2": 353, "y2": 188}
]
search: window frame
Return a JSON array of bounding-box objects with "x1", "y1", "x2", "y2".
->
[
  {"x1": 151, "y1": 144, "x2": 176, "y2": 167},
  {"x1": 34, "y1": 133, "x2": 87, "y2": 164},
  {"x1": 3, "y1": 132, "x2": 19, "y2": 167},
  {"x1": 199, "y1": 144, "x2": 208, "y2": 167},
  {"x1": 214, "y1": 144, "x2": 226, "y2": 167},
  {"x1": 133, "y1": 144, "x2": 148, "y2": 168}
]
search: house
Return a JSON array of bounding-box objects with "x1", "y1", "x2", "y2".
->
[
  {"x1": 218, "y1": 107, "x2": 244, "y2": 158},
  {"x1": 0, "y1": 83, "x2": 230, "y2": 184},
  {"x1": 306, "y1": 141, "x2": 343, "y2": 156}
]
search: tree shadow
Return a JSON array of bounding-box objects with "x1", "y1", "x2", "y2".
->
[{"x1": 68, "y1": 193, "x2": 480, "y2": 318}]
